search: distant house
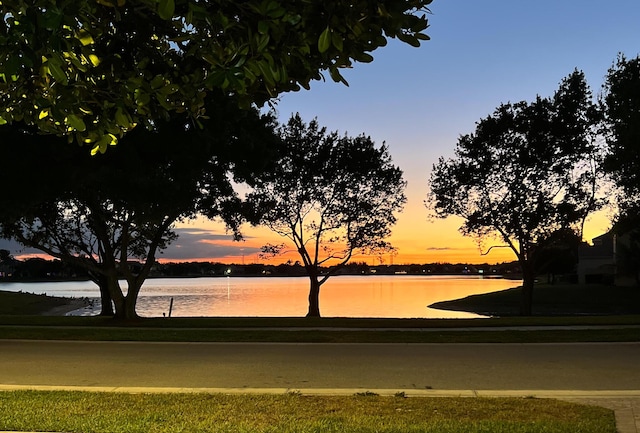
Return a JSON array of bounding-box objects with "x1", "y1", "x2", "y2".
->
[{"x1": 577, "y1": 231, "x2": 635, "y2": 285}]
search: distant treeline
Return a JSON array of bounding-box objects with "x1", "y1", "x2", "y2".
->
[{"x1": 0, "y1": 257, "x2": 524, "y2": 282}]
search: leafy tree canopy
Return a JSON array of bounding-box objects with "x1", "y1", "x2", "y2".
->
[
  {"x1": 246, "y1": 114, "x2": 406, "y2": 317},
  {"x1": 0, "y1": 96, "x2": 280, "y2": 319},
  {"x1": 0, "y1": 0, "x2": 431, "y2": 153},
  {"x1": 428, "y1": 70, "x2": 603, "y2": 315},
  {"x1": 602, "y1": 54, "x2": 640, "y2": 229}
]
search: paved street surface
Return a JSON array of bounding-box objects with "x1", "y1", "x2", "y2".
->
[
  {"x1": 1, "y1": 340, "x2": 639, "y2": 390},
  {"x1": 1, "y1": 340, "x2": 639, "y2": 432}
]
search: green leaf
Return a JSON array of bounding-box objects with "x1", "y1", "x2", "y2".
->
[
  {"x1": 329, "y1": 67, "x2": 348, "y2": 86},
  {"x1": 76, "y1": 29, "x2": 94, "y2": 46},
  {"x1": 157, "y1": 97, "x2": 172, "y2": 110},
  {"x1": 258, "y1": 21, "x2": 269, "y2": 35},
  {"x1": 257, "y1": 34, "x2": 270, "y2": 52},
  {"x1": 159, "y1": 84, "x2": 180, "y2": 95},
  {"x1": 269, "y1": 63, "x2": 280, "y2": 82},
  {"x1": 134, "y1": 88, "x2": 151, "y2": 106},
  {"x1": 47, "y1": 56, "x2": 68, "y2": 85},
  {"x1": 0, "y1": 117, "x2": 7, "y2": 125},
  {"x1": 157, "y1": 0, "x2": 175, "y2": 20},
  {"x1": 332, "y1": 32, "x2": 343, "y2": 51},
  {"x1": 88, "y1": 54, "x2": 101, "y2": 67},
  {"x1": 318, "y1": 27, "x2": 331, "y2": 53},
  {"x1": 257, "y1": 61, "x2": 275, "y2": 87},
  {"x1": 115, "y1": 107, "x2": 131, "y2": 128},
  {"x1": 265, "y1": 1, "x2": 285, "y2": 18},
  {"x1": 38, "y1": 9, "x2": 63, "y2": 30},
  {"x1": 67, "y1": 53, "x2": 88, "y2": 72},
  {"x1": 206, "y1": 71, "x2": 227, "y2": 87},
  {"x1": 3, "y1": 56, "x2": 21, "y2": 77},
  {"x1": 150, "y1": 75, "x2": 166, "y2": 89},
  {"x1": 284, "y1": 13, "x2": 301, "y2": 25},
  {"x1": 397, "y1": 33, "x2": 420, "y2": 48},
  {"x1": 90, "y1": 134, "x2": 116, "y2": 155},
  {"x1": 66, "y1": 114, "x2": 86, "y2": 132},
  {"x1": 202, "y1": 54, "x2": 218, "y2": 66},
  {"x1": 354, "y1": 52, "x2": 374, "y2": 63}
]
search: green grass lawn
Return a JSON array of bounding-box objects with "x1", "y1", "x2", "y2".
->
[
  {"x1": 0, "y1": 390, "x2": 616, "y2": 433},
  {"x1": 0, "y1": 320, "x2": 639, "y2": 343}
]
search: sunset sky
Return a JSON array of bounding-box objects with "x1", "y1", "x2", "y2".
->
[
  {"x1": 166, "y1": 0, "x2": 640, "y2": 265},
  {"x1": 4, "y1": 1, "x2": 640, "y2": 265}
]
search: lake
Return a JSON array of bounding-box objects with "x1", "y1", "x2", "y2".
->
[{"x1": 0, "y1": 275, "x2": 521, "y2": 319}]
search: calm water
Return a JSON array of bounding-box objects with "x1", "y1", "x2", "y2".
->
[{"x1": 0, "y1": 275, "x2": 520, "y2": 319}]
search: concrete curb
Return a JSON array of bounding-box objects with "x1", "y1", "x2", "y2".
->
[{"x1": 1, "y1": 383, "x2": 640, "y2": 398}]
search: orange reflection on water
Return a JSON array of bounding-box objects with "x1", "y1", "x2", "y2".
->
[
  {"x1": 319, "y1": 275, "x2": 519, "y2": 318},
  {"x1": 135, "y1": 275, "x2": 520, "y2": 319}
]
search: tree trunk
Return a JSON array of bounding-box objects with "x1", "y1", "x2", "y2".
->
[
  {"x1": 119, "y1": 280, "x2": 142, "y2": 320},
  {"x1": 105, "y1": 276, "x2": 139, "y2": 320},
  {"x1": 122, "y1": 294, "x2": 139, "y2": 320},
  {"x1": 306, "y1": 277, "x2": 321, "y2": 318},
  {"x1": 112, "y1": 294, "x2": 139, "y2": 320},
  {"x1": 99, "y1": 286, "x2": 114, "y2": 316},
  {"x1": 520, "y1": 265, "x2": 535, "y2": 316},
  {"x1": 97, "y1": 275, "x2": 115, "y2": 316},
  {"x1": 89, "y1": 273, "x2": 115, "y2": 316}
]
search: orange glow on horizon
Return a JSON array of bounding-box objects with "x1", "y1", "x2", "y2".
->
[
  {"x1": 12, "y1": 206, "x2": 613, "y2": 266},
  {"x1": 166, "y1": 207, "x2": 613, "y2": 266}
]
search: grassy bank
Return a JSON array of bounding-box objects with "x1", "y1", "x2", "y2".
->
[
  {"x1": 430, "y1": 283, "x2": 640, "y2": 316},
  {"x1": 0, "y1": 289, "x2": 88, "y2": 315},
  {"x1": 0, "y1": 315, "x2": 638, "y2": 343},
  {"x1": 0, "y1": 390, "x2": 615, "y2": 433}
]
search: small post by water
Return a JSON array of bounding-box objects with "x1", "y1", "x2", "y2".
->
[{"x1": 168, "y1": 297, "x2": 174, "y2": 318}]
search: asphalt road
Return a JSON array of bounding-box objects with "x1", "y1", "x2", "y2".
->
[{"x1": 1, "y1": 340, "x2": 639, "y2": 391}]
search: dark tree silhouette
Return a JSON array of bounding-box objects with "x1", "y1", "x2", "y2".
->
[
  {"x1": 428, "y1": 71, "x2": 603, "y2": 315},
  {"x1": 0, "y1": 97, "x2": 279, "y2": 319},
  {"x1": 246, "y1": 115, "x2": 406, "y2": 317},
  {"x1": 0, "y1": 249, "x2": 12, "y2": 263},
  {"x1": 603, "y1": 54, "x2": 640, "y2": 267},
  {"x1": 603, "y1": 54, "x2": 640, "y2": 202}
]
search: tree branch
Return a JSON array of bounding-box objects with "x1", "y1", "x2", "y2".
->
[{"x1": 480, "y1": 244, "x2": 512, "y2": 256}]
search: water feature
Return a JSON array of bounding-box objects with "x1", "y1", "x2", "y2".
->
[{"x1": 0, "y1": 275, "x2": 520, "y2": 318}]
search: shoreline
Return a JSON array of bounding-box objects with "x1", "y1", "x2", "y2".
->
[
  {"x1": 429, "y1": 284, "x2": 640, "y2": 317},
  {"x1": 41, "y1": 298, "x2": 95, "y2": 316},
  {"x1": 0, "y1": 289, "x2": 98, "y2": 316}
]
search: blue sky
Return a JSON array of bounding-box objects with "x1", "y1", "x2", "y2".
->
[
  {"x1": 251, "y1": 0, "x2": 640, "y2": 265},
  {"x1": 4, "y1": 1, "x2": 640, "y2": 264}
]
